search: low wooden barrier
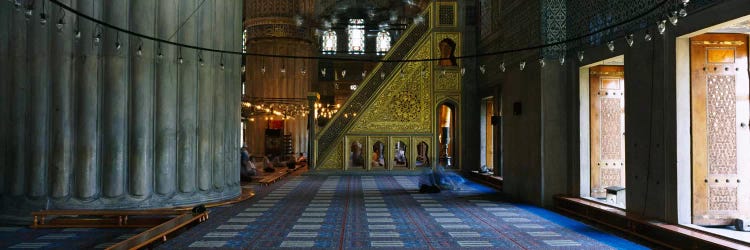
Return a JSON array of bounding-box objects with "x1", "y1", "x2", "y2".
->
[
  {"x1": 257, "y1": 165, "x2": 309, "y2": 186},
  {"x1": 105, "y1": 211, "x2": 209, "y2": 250},
  {"x1": 31, "y1": 209, "x2": 182, "y2": 229},
  {"x1": 258, "y1": 170, "x2": 288, "y2": 185}
]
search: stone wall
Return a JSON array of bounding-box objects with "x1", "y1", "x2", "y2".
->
[{"x1": 473, "y1": 0, "x2": 749, "y2": 224}]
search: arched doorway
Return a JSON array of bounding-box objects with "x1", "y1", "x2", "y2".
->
[{"x1": 437, "y1": 102, "x2": 457, "y2": 169}]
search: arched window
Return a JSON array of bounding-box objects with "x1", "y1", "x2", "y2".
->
[
  {"x1": 347, "y1": 19, "x2": 365, "y2": 55},
  {"x1": 322, "y1": 29, "x2": 337, "y2": 55},
  {"x1": 376, "y1": 29, "x2": 391, "y2": 56}
]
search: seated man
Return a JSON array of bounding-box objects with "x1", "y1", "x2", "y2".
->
[
  {"x1": 241, "y1": 159, "x2": 257, "y2": 181},
  {"x1": 263, "y1": 155, "x2": 275, "y2": 172},
  {"x1": 296, "y1": 152, "x2": 307, "y2": 166},
  {"x1": 240, "y1": 145, "x2": 256, "y2": 181}
]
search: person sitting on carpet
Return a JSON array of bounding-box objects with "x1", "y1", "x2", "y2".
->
[
  {"x1": 263, "y1": 154, "x2": 275, "y2": 173},
  {"x1": 434, "y1": 165, "x2": 465, "y2": 190},
  {"x1": 296, "y1": 152, "x2": 307, "y2": 166},
  {"x1": 240, "y1": 145, "x2": 256, "y2": 181},
  {"x1": 418, "y1": 158, "x2": 441, "y2": 193}
]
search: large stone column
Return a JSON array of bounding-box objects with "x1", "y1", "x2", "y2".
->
[
  {"x1": 0, "y1": 0, "x2": 243, "y2": 224},
  {"x1": 243, "y1": 0, "x2": 315, "y2": 157},
  {"x1": 307, "y1": 92, "x2": 319, "y2": 169}
]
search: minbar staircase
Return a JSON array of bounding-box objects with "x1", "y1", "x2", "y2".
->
[{"x1": 315, "y1": 8, "x2": 433, "y2": 166}]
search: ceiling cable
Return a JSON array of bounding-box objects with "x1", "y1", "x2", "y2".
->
[{"x1": 49, "y1": 0, "x2": 667, "y2": 63}]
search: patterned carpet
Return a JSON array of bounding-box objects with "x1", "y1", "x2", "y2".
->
[
  {"x1": 155, "y1": 174, "x2": 647, "y2": 249},
  {"x1": 0, "y1": 227, "x2": 144, "y2": 249}
]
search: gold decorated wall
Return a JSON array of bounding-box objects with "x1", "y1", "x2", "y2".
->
[{"x1": 316, "y1": 2, "x2": 462, "y2": 170}]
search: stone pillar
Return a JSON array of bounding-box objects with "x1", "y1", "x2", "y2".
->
[
  {"x1": 101, "y1": 0, "x2": 128, "y2": 199},
  {"x1": 154, "y1": 0, "x2": 178, "y2": 197},
  {"x1": 0, "y1": 0, "x2": 243, "y2": 224},
  {"x1": 244, "y1": 0, "x2": 315, "y2": 157},
  {"x1": 196, "y1": 0, "x2": 215, "y2": 192},
  {"x1": 129, "y1": 0, "x2": 156, "y2": 197},
  {"x1": 307, "y1": 92, "x2": 319, "y2": 169}
]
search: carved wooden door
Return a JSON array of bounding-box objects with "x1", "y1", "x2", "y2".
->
[
  {"x1": 691, "y1": 33, "x2": 750, "y2": 226},
  {"x1": 590, "y1": 66, "x2": 626, "y2": 199}
]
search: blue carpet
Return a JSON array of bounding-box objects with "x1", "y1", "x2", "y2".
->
[
  {"x1": 517, "y1": 204, "x2": 647, "y2": 250},
  {"x1": 156, "y1": 174, "x2": 647, "y2": 249},
  {"x1": 0, "y1": 227, "x2": 144, "y2": 249}
]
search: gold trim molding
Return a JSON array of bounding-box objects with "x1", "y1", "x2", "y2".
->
[{"x1": 691, "y1": 40, "x2": 745, "y2": 46}]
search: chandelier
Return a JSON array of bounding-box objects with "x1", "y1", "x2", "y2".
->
[
  {"x1": 241, "y1": 97, "x2": 309, "y2": 120},
  {"x1": 314, "y1": 103, "x2": 340, "y2": 119}
]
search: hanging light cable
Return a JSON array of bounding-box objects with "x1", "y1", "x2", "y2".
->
[
  {"x1": 40, "y1": 0, "x2": 48, "y2": 26},
  {"x1": 178, "y1": 47, "x2": 184, "y2": 64},
  {"x1": 115, "y1": 32, "x2": 121, "y2": 51},
  {"x1": 136, "y1": 38, "x2": 143, "y2": 57},
  {"x1": 48, "y1": 0, "x2": 670, "y2": 63},
  {"x1": 56, "y1": 5, "x2": 65, "y2": 32}
]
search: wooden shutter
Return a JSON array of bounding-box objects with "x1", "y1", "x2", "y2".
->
[{"x1": 691, "y1": 33, "x2": 750, "y2": 226}]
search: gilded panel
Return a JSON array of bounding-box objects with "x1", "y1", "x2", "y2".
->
[
  {"x1": 368, "y1": 137, "x2": 389, "y2": 170},
  {"x1": 391, "y1": 136, "x2": 411, "y2": 169},
  {"x1": 247, "y1": 24, "x2": 311, "y2": 40},
  {"x1": 435, "y1": 95, "x2": 461, "y2": 106},
  {"x1": 349, "y1": 38, "x2": 433, "y2": 134},
  {"x1": 435, "y1": 70, "x2": 460, "y2": 92},
  {"x1": 319, "y1": 140, "x2": 343, "y2": 169}
]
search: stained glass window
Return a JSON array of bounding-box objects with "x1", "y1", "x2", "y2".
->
[
  {"x1": 322, "y1": 29, "x2": 337, "y2": 55},
  {"x1": 376, "y1": 29, "x2": 391, "y2": 56},
  {"x1": 347, "y1": 19, "x2": 365, "y2": 55}
]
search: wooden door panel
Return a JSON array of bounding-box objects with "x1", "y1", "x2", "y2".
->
[
  {"x1": 691, "y1": 33, "x2": 749, "y2": 226},
  {"x1": 590, "y1": 66, "x2": 626, "y2": 199}
]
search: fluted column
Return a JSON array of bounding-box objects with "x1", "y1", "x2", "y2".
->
[
  {"x1": 307, "y1": 92, "x2": 319, "y2": 169},
  {"x1": 74, "y1": 0, "x2": 101, "y2": 200},
  {"x1": 197, "y1": 0, "x2": 215, "y2": 191},
  {"x1": 28, "y1": 0, "x2": 51, "y2": 198},
  {"x1": 49, "y1": 0, "x2": 75, "y2": 200},
  {"x1": 129, "y1": 0, "x2": 155, "y2": 198},
  {"x1": 154, "y1": 0, "x2": 179, "y2": 196},
  {"x1": 0, "y1": 0, "x2": 242, "y2": 223},
  {"x1": 177, "y1": 0, "x2": 198, "y2": 194},
  {"x1": 101, "y1": 0, "x2": 128, "y2": 199}
]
